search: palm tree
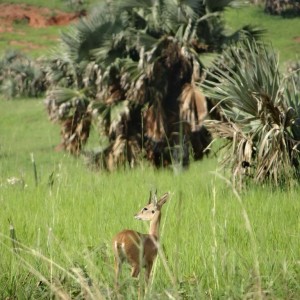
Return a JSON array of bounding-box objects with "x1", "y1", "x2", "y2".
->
[
  {"x1": 45, "y1": 0, "x2": 262, "y2": 170},
  {"x1": 202, "y1": 41, "x2": 300, "y2": 187}
]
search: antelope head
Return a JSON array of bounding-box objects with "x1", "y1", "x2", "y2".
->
[{"x1": 134, "y1": 191, "x2": 169, "y2": 221}]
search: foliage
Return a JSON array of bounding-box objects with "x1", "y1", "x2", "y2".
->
[
  {"x1": 287, "y1": 60, "x2": 300, "y2": 93},
  {"x1": 202, "y1": 41, "x2": 300, "y2": 187},
  {"x1": 0, "y1": 50, "x2": 47, "y2": 99},
  {"x1": 265, "y1": 0, "x2": 300, "y2": 17},
  {"x1": 45, "y1": 0, "x2": 262, "y2": 170}
]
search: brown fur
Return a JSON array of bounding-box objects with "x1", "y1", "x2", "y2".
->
[{"x1": 112, "y1": 230, "x2": 157, "y2": 281}]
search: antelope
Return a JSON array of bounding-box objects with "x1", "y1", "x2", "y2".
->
[{"x1": 112, "y1": 191, "x2": 170, "y2": 288}]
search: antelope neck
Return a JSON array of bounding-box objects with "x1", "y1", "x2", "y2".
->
[{"x1": 149, "y1": 210, "x2": 161, "y2": 239}]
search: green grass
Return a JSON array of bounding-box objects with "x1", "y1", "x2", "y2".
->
[
  {"x1": 3, "y1": 0, "x2": 68, "y2": 10},
  {"x1": 0, "y1": 25, "x2": 64, "y2": 58},
  {"x1": 0, "y1": 99, "x2": 299, "y2": 299},
  {"x1": 225, "y1": 5, "x2": 300, "y2": 64}
]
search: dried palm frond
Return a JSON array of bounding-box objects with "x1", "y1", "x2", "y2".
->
[
  {"x1": 57, "y1": 113, "x2": 91, "y2": 155},
  {"x1": 144, "y1": 103, "x2": 166, "y2": 142},
  {"x1": 179, "y1": 83, "x2": 207, "y2": 131},
  {"x1": 104, "y1": 135, "x2": 142, "y2": 171},
  {"x1": 45, "y1": 87, "x2": 91, "y2": 155},
  {"x1": 109, "y1": 100, "x2": 130, "y2": 137},
  {"x1": 105, "y1": 136, "x2": 127, "y2": 171},
  {"x1": 205, "y1": 119, "x2": 255, "y2": 186}
]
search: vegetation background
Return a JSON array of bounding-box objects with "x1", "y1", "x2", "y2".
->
[{"x1": 0, "y1": 0, "x2": 300, "y2": 299}]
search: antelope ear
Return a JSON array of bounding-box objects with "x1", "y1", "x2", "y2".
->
[{"x1": 158, "y1": 192, "x2": 170, "y2": 206}]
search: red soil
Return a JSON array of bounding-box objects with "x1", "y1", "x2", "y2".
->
[{"x1": 0, "y1": 3, "x2": 85, "y2": 32}]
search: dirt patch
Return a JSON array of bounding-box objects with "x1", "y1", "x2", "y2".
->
[
  {"x1": 293, "y1": 36, "x2": 300, "y2": 43},
  {"x1": 9, "y1": 40, "x2": 45, "y2": 50},
  {"x1": 0, "y1": 3, "x2": 85, "y2": 30}
]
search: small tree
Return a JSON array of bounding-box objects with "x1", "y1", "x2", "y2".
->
[
  {"x1": 202, "y1": 41, "x2": 300, "y2": 187},
  {"x1": 0, "y1": 50, "x2": 46, "y2": 99}
]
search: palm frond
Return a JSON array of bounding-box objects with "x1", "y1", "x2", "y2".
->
[
  {"x1": 109, "y1": 100, "x2": 130, "y2": 136},
  {"x1": 144, "y1": 103, "x2": 166, "y2": 142},
  {"x1": 115, "y1": 0, "x2": 153, "y2": 10},
  {"x1": 45, "y1": 87, "x2": 89, "y2": 121},
  {"x1": 179, "y1": 83, "x2": 207, "y2": 131},
  {"x1": 205, "y1": 0, "x2": 234, "y2": 12},
  {"x1": 223, "y1": 25, "x2": 266, "y2": 46},
  {"x1": 60, "y1": 4, "x2": 122, "y2": 64},
  {"x1": 104, "y1": 135, "x2": 141, "y2": 171}
]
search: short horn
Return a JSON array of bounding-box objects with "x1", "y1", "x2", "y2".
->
[
  {"x1": 153, "y1": 189, "x2": 158, "y2": 206},
  {"x1": 148, "y1": 190, "x2": 152, "y2": 204}
]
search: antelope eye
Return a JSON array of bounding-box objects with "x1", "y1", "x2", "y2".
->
[
  {"x1": 143, "y1": 207, "x2": 148, "y2": 211},
  {"x1": 152, "y1": 210, "x2": 155, "y2": 214}
]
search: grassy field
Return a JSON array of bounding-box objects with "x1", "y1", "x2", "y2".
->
[
  {"x1": 224, "y1": 5, "x2": 300, "y2": 64},
  {"x1": 1, "y1": 2, "x2": 300, "y2": 299},
  {"x1": 0, "y1": 99, "x2": 300, "y2": 298},
  {"x1": 0, "y1": 25, "x2": 62, "y2": 59}
]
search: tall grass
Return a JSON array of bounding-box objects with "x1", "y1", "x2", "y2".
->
[{"x1": 0, "y1": 99, "x2": 299, "y2": 298}]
